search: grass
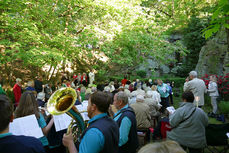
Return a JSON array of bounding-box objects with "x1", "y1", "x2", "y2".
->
[{"x1": 172, "y1": 94, "x2": 228, "y2": 124}]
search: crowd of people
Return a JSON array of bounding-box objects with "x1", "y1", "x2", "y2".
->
[{"x1": 0, "y1": 70, "x2": 221, "y2": 153}]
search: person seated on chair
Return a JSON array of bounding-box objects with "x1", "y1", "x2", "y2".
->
[
  {"x1": 62, "y1": 91, "x2": 119, "y2": 153},
  {"x1": 130, "y1": 95, "x2": 151, "y2": 129},
  {"x1": 167, "y1": 91, "x2": 208, "y2": 153},
  {"x1": 0, "y1": 94, "x2": 45, "y2": 153}
]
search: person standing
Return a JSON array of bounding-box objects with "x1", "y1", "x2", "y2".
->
[
  {"x1": 113, "y1": 91, "x2": 139, "y2": 153},
  {"x1": 121, "y1": 76, "x2": 128, "y2": 86},
  {"x1": 167, "y1": 91, "x2": 208, "y2": 153},
  {"x1": 157, "y1": 79, "x2": 170, "y2": 112},
  {"x1": 62, "y1": 91, "x2": 119, "y2": 153},
  {"x1": 34, "y1": 76, "x2": 43, "y2": 93},
  {"x1": 184, "y1": 71, "x2": 207, "y2": 107},
  {"x1": 89, "y1": 71, "x2": 95, "y2": 85},
  {"x1": 207, "y1": 75, "x2": 219, "y2": 116},
  {"x1": 13, "y1": 78, "x2": 22, "y2": 107}
]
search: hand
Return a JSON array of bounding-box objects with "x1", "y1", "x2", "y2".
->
[
  {"x1": 185, "y1": 77, "x2": 189, "y2": 82},
  {"x1": 62, "y1": 130, "x2": 75, "y2": 148}
]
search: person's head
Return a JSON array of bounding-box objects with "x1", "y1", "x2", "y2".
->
[
  {"x1": 157, "y1": 79, "x2": 163, "y2": 86},
  {"x1": 210, "y1": 75, "x2": 217, "y2": 82},
  {"x1": 27, "y1": 80, "x2": 34, "y2": 87},
  {"x1": 124, "y1": 75, "x2": 127, "y2": 79},
  {"x1": 91, "y1": 86, "x2": 97, "y2": 93},
  {"x1": 138, "y1": 140, "x2": 185, "y2": 153},
  {"x1": 85, "y1": 88, "x2": 92, "y2": 95},
  {"x1": 104, "y1": 86, "x2": 111, "y2": 92},
  {"x1": 136, "y1": 95, "x2": 144, "y2": 102},
  {"x1": 16, "y1": 78, "x2": 22, "y2": 85},
  {"x1": 124, "y1": 84, "x2": 129, "y2": 89},
  {"x1": 136, "y1": 84, "x2": 141, "y2": 90},
  {"x1": 151, "y1": 85, "x2": 157, "y2": 91},
  {"x1": 146, "y1": 91, "x2": 153, "y2": 98},
  {"x1": 88, "y1": 91, "x2": 111, "y2": 118},
  {"x1": 81, "y1": 86, "x2": 86, "y2": 93},
  {"x1": 15, "y1": 91, "x2": 40, "y2": 119},
  {"x1": 0, "y1": 95, "x2": 14, "y2": 132},
  {"x1": 182, "y1": 91, "x2": 194, "y2": 103},
  {"x1": 189, "y1": 71, "x2": 197, "y2": 80},
  {"x1": 114, "y1": 91, "x2": 128, "y2": 110}
]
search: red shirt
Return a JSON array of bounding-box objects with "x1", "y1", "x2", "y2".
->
[
  {"x1": 121, "y1": 79, "x2": 128, "y2": 86},
  {"x1": 13, "y1": 83, "x2": 22, "y2": 106}
]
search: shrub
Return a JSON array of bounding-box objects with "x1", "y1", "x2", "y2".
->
[
  {"x1": 218, "y1": 101, "x2": 229, "y2": 114},
  {"x1": 136, "y1": 70, "x2": 147, "y2": 78},
  {"x1": 201, "y1": 73, "x2": 229, "y2": 101},
  {"x1": 5, "y1": 88, "x2": 15, "y2": 104}
]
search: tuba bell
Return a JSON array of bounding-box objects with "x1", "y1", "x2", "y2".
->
[{"x1": 47, "y1": 87, "x2": 86, "y2": 141}]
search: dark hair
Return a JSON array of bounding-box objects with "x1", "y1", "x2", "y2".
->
[
  {"x1": 97, "y1": 84, "x2": 104, "y2": 91},
  {"x1": 182, "y1": 91, "x2": 194, "y2": 103},
  {"x1": 89, "y1": 91, "x2": 110, "y2": 113},
  {"x1": 0, "y1": 95, "x2": 13, "y2": 131}
]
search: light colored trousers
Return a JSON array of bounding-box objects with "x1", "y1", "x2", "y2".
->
[{"x1": 211, "y1": 96, "x2": 218, "y2": 114}]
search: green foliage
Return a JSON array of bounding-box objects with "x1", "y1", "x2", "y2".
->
[
  {"x1": 203, "y1": 0, "x2": 229, "y2": 39},
  {"x1": 136, "y1": 70, "x2": 147, "y2": 78},
  {"x1": 5, "y1": 88, "x2": 15, "y2": 104},
  {"x1": 180, "y1": 16, "x2": 209, "y2": 72},
  {"x1": 218, "y1": 101, "x2": 229, "y2": 114}
]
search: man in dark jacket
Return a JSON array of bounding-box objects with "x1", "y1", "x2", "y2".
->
[
  {"x1": 63, "y1": 91, "x2": 119, "y2": 153},
  {"x1": 113, "y1": 91, "x2": 139, "y2": 153}
]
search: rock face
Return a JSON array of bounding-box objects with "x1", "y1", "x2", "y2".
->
[{"x1": 195, "y1": 30, "x2": 229, "y2": 76}]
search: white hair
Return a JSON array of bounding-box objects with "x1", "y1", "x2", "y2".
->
[
  {"x1": 104, "y1": 86, "x2": 110, "y2": 92},
  {"x1": 189, "y1": 71, "x2": 197, "y2": 78},
  {"x1": 16, "y1": 78, "x2": 22, "y2": 83},
  {"x1": 27, "y1": 80, "x2": 34, "y2": 87}
]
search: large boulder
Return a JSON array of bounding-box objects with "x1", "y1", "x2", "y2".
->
[{"x1": 195, "y1": 30, "x2": 228, "y2": 76}]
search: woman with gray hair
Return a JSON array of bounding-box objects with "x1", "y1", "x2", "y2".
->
[{"x1": 208, "y1": 75, "x2": 219, "y2": 116}]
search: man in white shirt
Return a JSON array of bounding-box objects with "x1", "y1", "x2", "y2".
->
[{"x1": 184, "y1": 71, "x2": 207, "y2": 107}]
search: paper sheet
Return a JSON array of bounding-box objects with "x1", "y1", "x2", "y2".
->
[
  {"x1": 9, "y1": 114, "x2": 44, "y2": 138},
  {"x1": 76, "y1": 101, "x2": 88, "y2": 112},
  {"x1": 53, "y1": 113, "x2": 72, "y2": 132},
  {"x1": 53, "y1": 101, "x2": 89, "y2": 132},
  {"x1": 166, "y1": 106, "x2": 176, "y2": 114}
]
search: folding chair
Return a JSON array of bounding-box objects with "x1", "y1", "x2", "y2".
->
[
  {"x1": 137, "y1": 128, "x2": 150, "y2": 146},
  {"x1": 205, "y1": 123, "x2": 229, "y2": 153}
]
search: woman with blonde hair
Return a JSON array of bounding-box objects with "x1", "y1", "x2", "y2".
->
[
  {"x1": 150, "y1": 85, "x2": 161, "y2": 106},
  {"x1": 138, "y1": 140, "x2": 186, "y2": 153},
  {"x1": 15, "y1": 91, "x2": 54, "y2": 150},
  {"x1": 208, "y1": 75, "x2": 219, "y2": 116}
]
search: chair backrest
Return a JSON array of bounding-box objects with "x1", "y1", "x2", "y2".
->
[
  {"x1": 205, "y1": 123, "x2": 229, "y2": 146},
  {"x1": 160, "y1": 121, "x2": 171, "y2": 139}
]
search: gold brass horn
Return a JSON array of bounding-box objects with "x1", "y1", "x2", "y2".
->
[{"x1": 47, "y1": 87, "x2": 86, "y2": 141}]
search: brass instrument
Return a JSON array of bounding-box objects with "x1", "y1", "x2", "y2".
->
[{"x1": 47, "y1": 87, "x2": 86, "y2": 141}]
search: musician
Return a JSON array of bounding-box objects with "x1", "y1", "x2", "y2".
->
[
  {"x1": 0, "y1": 94, "x2": 45, "y2": 153},
  {"x1": 63, "y1": 91, "x2": 119, "y2": 153},
  {"x1": 113, "y1": 91, "x2": 139, "y2": 153}
]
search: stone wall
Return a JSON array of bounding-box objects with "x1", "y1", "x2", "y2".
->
[{"x1": 195, "y1": 30, "x2": 229, "y2": 76}]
